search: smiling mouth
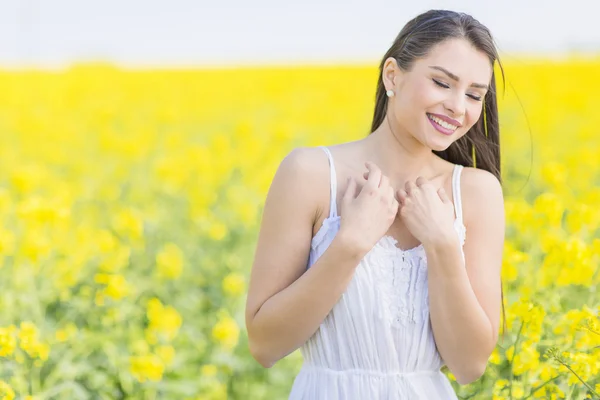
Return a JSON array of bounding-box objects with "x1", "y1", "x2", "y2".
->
[{"x1": 426, "y1": 113, "x2": 459, "y2": 135}]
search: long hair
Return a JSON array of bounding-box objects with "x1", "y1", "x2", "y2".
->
[{"x1": 370, "y1": 9, "x2": 507, "y2": 339}]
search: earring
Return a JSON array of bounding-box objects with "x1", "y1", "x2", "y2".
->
[{"x1": 386, "y1": 89, "x2": 395, "y2": 98}]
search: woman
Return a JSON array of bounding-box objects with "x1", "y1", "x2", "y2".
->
[{"x1": 245, "y1": 9, "x2": 506, "y2": 399}]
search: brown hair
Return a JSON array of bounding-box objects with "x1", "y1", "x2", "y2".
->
[{"x1": 370, "y1": 9, "x2": 507, "y2": 340}]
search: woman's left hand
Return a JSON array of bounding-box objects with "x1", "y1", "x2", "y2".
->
[{"x1": 396, "y1": 177, "x2": 457, "y2": 247}]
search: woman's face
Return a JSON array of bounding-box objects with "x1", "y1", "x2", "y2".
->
[{"x1": 385, "y1": 38, "x2": 493, "y2": 151}]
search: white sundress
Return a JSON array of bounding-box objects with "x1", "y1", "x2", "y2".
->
[{"x1": 288, "y1": 146, "x2": 467, "y2": 399}]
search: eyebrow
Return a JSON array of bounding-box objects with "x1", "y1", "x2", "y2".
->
[{"x1": 429, "y1": 66, "x2": 489, "y2": 90}]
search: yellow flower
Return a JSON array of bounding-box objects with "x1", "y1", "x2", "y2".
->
[
  {"x1": 156, "y1": 345, "x2": 175, "y2": 367},
  {"x1": 33, "y1": 342, "x2": 50, "y2": 361},
  {"x1": 202, "y1": 382, "x2": 227, "y2": 400},
  {"x1": 0, "y1": 229, "x2": 16, "y2": 256},
  {"x1": 592, "y1": 238, "x2": 600, "y2": 256},
  {"x1": 208, "y1": 221, "x2": 228, "y2": 241},
  {"x1": 156, "y1": 243, "x2": 184, "y2": 280},
  {"x1": 512, "y1": 341, "x2": 540, "y2": 375},
  {"x1": 146, "y1": 298, "x2": 182, "y2": 341},
  {"x1": 97, "y1": 229, "x2": 118, "y2": 253},
  {"x1": 0, "y1": 326, "x2": 17, "y2": 356},
  {"x1": 0, "y1": 380, "x2": 15, "y2": 400},
  {"x1": 130, "y1": 354, "x2": 164, "y2": 382},
  {"x1": 211, "y1": 312, "x2": 240, "y2": 350},
  {"x1": 201, "y1": 364, "x2": 218, "y2": 378},
  {"x1": 533, "y1": 192, "x2": 565, "y2": 228},
  {"x1": 95, "y1": 273, "x2": 130, "y2": 300},
  {"x1": 18, "y1": 229, "x2": 51, "y2": 262},
  {"x1": 502, "y1": 243, "x2": 529, "y2": 283},
  {"x1": 55, "y1": 323, "x2": 78, "y2": 343},
  {"x1": 566, "y1": 203, "x2": 597, "y2": 233},
  {"x1": 99, "y1": 245, "x2": 131, "y2": 273},
  {"x1": 489, "y1": 347, "x2": 502, "y2": 365},
  {"x1": 222, "y1": 273, "x2": 246, "y2": 297},
  {"x1": 492, "y1": 379, "x2": 509, "y2": 397},
  {"x1": 505, "y1": 345, "x2": 515, "y2": 362},
  {"x1": 112, "y1": 208, "x2": 144, "y2": 242},
  {"x1": 539, "y1": 363, "x2": 559, "y2": 381},
  {"x1": 131, "y1": 339, "x2": 150, "y2": 355},
  {"x1": 16, "y1": 322, "x2": 50, "y2": 361},
  {"x1": 18, "y1": 322, "x2": 38, "y2": 350}
]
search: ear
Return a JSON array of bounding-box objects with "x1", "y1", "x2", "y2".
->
[{"x1": 382, "y1": 57, "x2": 401, "y2": 93}]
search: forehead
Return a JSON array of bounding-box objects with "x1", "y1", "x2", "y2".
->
[{"x1": 415, "y1": 38, "x2": 493, "y2": 84}]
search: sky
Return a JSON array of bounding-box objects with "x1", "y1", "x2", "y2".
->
[{"x1": 0, "y1": 0, "x2": 599, "y2": 68}]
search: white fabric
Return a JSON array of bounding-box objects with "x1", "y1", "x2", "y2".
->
[{"x1": 288, "y1": 146, "x2": 466, "y2": 399}]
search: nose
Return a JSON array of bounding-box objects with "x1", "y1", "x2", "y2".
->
[{"x1": 444, "y1": 92, "x2": 466, "y2": 118}]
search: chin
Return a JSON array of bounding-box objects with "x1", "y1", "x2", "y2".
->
[
  {"x1": 436, "y1": 142, "x2": 454, "y2": 151},
  {"x1": 426, "y1": 138, "x2": 454, "y2": 152},
  {"x1": 420, "y1": 125, "x2": 459, "y2": 152}
]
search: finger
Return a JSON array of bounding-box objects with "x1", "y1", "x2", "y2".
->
[
  {"x1": 380, "y1": 175, "x2": 389, "y2": 189},
  {"x1": 391, "y1": 197, "x2": 399, "y2": 213},
  {"x1": 364, "y1": 162, "x2": 382, "y2": 190},
  {"x1": 438, "y1": 187, "x2": 451, "y2": 204},
  {"x1": 405, "y1": 180, "x2": 416, "y2": 195},
  {"x1": 396, "y1": 188, "x2": 407, "y2": 204},
  {"x1": 415, "y1": 176, "x2": 427, "y2": 187},
  {"x1": 387, "y1": 186, "x2": 395, "y2": 206},
  {"x1": 391, "y1": 189, "x2": 401, "y2": 211},
  {"x1": 417, "y1": 177, "x2": 437, "y2": 196}
]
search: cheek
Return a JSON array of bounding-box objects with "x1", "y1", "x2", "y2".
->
[
  {"x1": 466, "y1": 104, "x2": 484, "y2": 128},
  {"x1": 397, "y1": 82, "x2": 439, "y2": 118},
  {"x1": 411, "y1": 81, "x2": 441, "y2": 105}
]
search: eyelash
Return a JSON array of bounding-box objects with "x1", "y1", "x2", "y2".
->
[{"x1": 432, "y1": 79, "x2": 482, "y2": 101}]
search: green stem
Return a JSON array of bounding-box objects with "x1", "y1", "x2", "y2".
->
[
  {"x1": 555, "y1": 359, "x2": 600, "y2": 399},
  {"x1": 509, "y1": 320, "x2": 525, "y2": 400},
  {"x1": 584, "y1": 328, "x2": 600, "y2": 337},
  {"x1": 522, "y1": 374, "x2": 563, "y2": 399}
]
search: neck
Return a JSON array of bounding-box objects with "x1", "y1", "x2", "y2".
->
[{"x1": 364, "y1": 116, "x2": 441, "y2": 184}]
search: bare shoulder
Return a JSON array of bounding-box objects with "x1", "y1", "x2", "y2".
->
[
  {"x1": 278, "y1": 146, "x2": 328, "y2": 182},
  {"x1": 460, "y1": 166, "x2": 503, "y2": 198},
  {"x1": 273, "y1": 146, "x2": 331, "y2": 220},
  {"x1": 459, "y1": 166, "x2": 505, "y2": 225}
]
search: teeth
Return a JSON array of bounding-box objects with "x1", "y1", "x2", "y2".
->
[{"x1": 428, "y1": 114, "x2": 458, "y2": 131}]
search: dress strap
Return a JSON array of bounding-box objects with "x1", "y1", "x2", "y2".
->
[
  {"x1": 451, "y1": 164, "x2": 464, "y2": 224},
  {"x1": 319, "y1": 146, "x2": 338, "y2": 218}
]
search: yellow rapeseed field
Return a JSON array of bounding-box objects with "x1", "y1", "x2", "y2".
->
[{"x1": 0, "y1": 58, "x2": 599, "y2": 399}]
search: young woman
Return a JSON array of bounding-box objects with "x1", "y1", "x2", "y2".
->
[{"x1": 245, "y1": 9, "x2": 506, "y2": 399}]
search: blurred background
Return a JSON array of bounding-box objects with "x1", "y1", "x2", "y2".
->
[
  {"x1": 2, "y1": 0, "x2": 600, "y2": 68},
  {"x1": 0, "y1": 1, "x2": 599, "y2": 399}
]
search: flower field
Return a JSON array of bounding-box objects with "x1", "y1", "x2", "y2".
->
[{"x1": 0, "y1": 58, "x2": 599, "y2": 399}]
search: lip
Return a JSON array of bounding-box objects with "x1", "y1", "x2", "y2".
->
[
  {"x1": 427, "y1": 115, "x2": 454, "y2": 136},
  {"x1": 427, "y1": 113, "x2": 463, "y2": 128}
]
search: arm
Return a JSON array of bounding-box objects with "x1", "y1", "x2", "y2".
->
[
  {"x1": 425, "y1": 168, "x2": 505, "y2": 385},
  {"x1": 245, "y1": 147, "x2": 364, "y2": 368}
]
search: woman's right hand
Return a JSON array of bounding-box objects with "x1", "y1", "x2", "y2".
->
[{"x1": 338, "y1": 161, "x2": 399, "y2": 255}]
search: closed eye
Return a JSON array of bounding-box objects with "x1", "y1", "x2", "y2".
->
[
  {"x1": 433, "y1": 78, "x2": 483, "y2": 102},
  {"x1": 432, "y1": 78, "x2": 449, "y2": 89}
]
